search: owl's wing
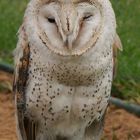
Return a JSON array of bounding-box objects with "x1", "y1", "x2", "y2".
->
[
  {"x1": 113, "y1": 33, "x2": 123, "y2": 78},
  {"x1": 13, "y1": 25, "x2": 36, "y2": 140}
]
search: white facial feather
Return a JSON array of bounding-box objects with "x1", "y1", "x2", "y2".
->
[{"x1": 24, "y1": 0, "x2": 116, "y2": 56}]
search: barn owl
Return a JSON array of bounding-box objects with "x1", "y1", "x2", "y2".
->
[{"x1": 13, "y1": 0, "x2": 122, "y2": 140}]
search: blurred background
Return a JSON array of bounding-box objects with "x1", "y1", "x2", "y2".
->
[{"x1": 0, "y1": 0, "x2": 140, "y2": 140}]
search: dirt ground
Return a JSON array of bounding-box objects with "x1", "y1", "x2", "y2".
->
[{"x1": 0, "y1": 71, "x2": 140, "y2": 140}]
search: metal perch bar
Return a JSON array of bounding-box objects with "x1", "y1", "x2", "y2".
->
[
  {"x1": 110, "y1": 97, "x2": 140, "y2": 117},
  {"x1": 0, "y1": 62, "x2": 14, "y2": 74},
  {"x1": 0, "y1": 62, "x2": 140, "y2": 117}
]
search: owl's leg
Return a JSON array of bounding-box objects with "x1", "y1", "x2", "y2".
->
[
  {"x1": 85, "y1": 115, "x2": 105, "y2": 140},
  {"x1": 36, "y1": 127, "x2": 45, "y2": 140},
  {"x1": 56, "y1": 133, "x2": 84, "y2": 140},
  {"x1": 16, "y1": 127, "x2": 24, "y2": 140},
  {"x1": 67, "y1": 128, "x2": 85, "y2": 140},
  {"x1": 35, "y1": 124, "x2": 49, "y2": 140},
  {"x1": 36, "y1": 125, "x2": 56, "y2": 140},
  {"x1": 68, "y1": 135, "x2": 84, "y2": 140}
]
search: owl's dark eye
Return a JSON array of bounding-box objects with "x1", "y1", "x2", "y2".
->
[
  {"x1": 83, "y1": 14, "x2": 93, "y2": 20},
  {"x1": 47, "y1": 17, "x2": 55, "y2": 23}
]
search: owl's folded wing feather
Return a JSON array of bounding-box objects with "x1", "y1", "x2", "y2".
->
[
  {"x1": 13, "y1": 25, "x2": 36, "y2": 140},
  {"x1": 113, "y1": 33, "x2": 123, "y2": 78}
]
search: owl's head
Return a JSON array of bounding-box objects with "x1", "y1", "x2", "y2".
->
[{"x1": 24, "y1": 0, "x2": 116, "y2": 56}]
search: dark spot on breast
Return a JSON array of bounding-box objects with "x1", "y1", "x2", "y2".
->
[
  {"x1": 84, "y1": 104, "x2": 87, "y2": 107},
  {"x1": 88, "y1": 121, "x2": 91, "y2": 125},
  {"x1": 48, "y1": 107, "x2": 53, "y2": 112},
  {"x1": 82, "y1": 109, "x2": 85, "y2": 112}
]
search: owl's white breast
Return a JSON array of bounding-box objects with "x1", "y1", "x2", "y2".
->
[{"x1": 25, "y1": 37, "x2": 113, "y2": 137}]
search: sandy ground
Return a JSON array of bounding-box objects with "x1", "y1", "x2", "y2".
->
[{"x1": 0, "y1": 71, "x2": 140, "y2": 140}]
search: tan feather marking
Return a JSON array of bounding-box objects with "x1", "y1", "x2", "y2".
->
[
  {"x1": 113, "y1": 33, "x2": 122, "y2": 78},
  {"x1": 14, "y1": 25, "x2": 30, "y2": 110},
  {"x1": 114, "y1": 34, "x2": 123, "y2": 51},
  {"x1": 16, "y1": 43, "x2": 30, "y2": 110}
]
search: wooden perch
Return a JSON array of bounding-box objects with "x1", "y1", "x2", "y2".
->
[{"x1": 0, "y1": 62, "x2": 140, "y2": 117}]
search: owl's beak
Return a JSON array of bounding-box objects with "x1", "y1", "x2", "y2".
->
[
  {"x1": 61, "y1": 4, "x2": 77, "y2": 33},
  {"x1": 65, "y1": 36, "x2": 73, "y2": 49},
  {"x1": 60, "y1": 4, "x2": 77, "y2": 49}
]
